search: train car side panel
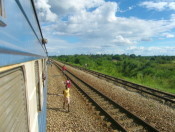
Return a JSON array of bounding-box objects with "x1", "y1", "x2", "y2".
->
[
  {"x1": 0, "y1": 59, "x2": 48, "y2": 132},
  {"x1": 24, "y1": 61, "x2": 39, "y2": 132},
  {"x1": 38, "y1": 59, "x2": 47, "y2": 132},
  {"x1": 0, "y1": 0, "x2": 48, "y2": 131},
  {"x1": 0, "y1": 68, "x2": 29, "y2": 131},
  {"x1": 38, "y1": 81, "x2": 47, "y2": 132},
  {"x1": 0, "y1": 0, "x2": 46, "y2": 67}
]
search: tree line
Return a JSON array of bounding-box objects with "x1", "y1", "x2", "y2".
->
[{"x1": 51, "y1": 54, "x2": 175, "y2": 94}]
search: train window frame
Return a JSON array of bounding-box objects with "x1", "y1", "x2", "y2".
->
[
  {"x1": 0, "y1": 0, "x2": 2, "y2": 16},
  {"x1": 0, "y1": 0, "x2": 6, "y2": 27},
  {"x1": 0, "y1": 0, "x2": 5, "y2": 17},
  {"x1": 35, "y1": 61, "x2": 42, "y2": 112},
  {"x1": 42, "y1": 59, "x2": 46, "y2": 88}
]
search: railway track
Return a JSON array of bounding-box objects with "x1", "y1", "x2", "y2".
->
[
  {"x1": 59, "y1": 61, "x2": 175, "y2": 107},
  {"x1": 53, "y1": 61, "x2": 159, "y2": 132}
]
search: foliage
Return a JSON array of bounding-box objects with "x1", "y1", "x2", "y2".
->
[{"x1": 51, "y1": 54, "x2": 175, "y2": 94}]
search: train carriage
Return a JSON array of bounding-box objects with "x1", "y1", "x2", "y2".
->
[{"x1": 0, "y1": 0, "x2": 48, "y2": 131}]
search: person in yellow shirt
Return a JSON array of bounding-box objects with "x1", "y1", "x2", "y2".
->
[{"x1": 63, "y1": 86, "x2": 70, "y2": 112}]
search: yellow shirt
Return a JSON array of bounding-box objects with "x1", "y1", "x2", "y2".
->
[{"x1": 63, "y1": 89, "x2": 70, "y2": 97}]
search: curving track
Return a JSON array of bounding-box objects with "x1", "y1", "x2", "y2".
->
[{"x1": 53, "y1": 61, "x2": 159, "y2": 132}]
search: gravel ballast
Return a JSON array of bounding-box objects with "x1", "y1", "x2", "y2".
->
[
  {"x1": 58, "y1": 62, "x2": 175, "y2": 132},
  {"x1": 47, "y1": 65, "x2": 111, "y2": 132}
]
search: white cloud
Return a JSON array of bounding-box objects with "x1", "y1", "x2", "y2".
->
[
  {"x1": 140, "y1": 1, "x2": 175, "y2": 11},
  {"x1": 128, "y1": 6, "x2": 134, "y2": 10},
  {"x1": 169, "y1": 2, "x2": 175, "y2": 10},
  {"x1": 35, "y1": 0, "x2": 175, "y2": 55},
  {"x1": 119, "y1": 5, "x2": 135, "y2": 13},
  {"x1": 126, "y1": 46, "x2": 175, "y2": 56},
  {"x1": 162, "y1": 33, "x2": 175, "y2": 38},
  {"x1": 44, "y1": 10, "x2": 174, "y2": 46},
  {"x1": 112, "y1": 35, "x2": 133, "y2": 44},
  {"x1": 47, "y1": 0, "x2": 105, "y2": 17},
  {"x1": 171, "y1": 14, "x2": 175, "y2": 20},
  {"x1": 35, "y1": 0, "x2": 57, "y2": 22}
]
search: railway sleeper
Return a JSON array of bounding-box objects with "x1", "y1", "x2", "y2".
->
[
  {"x1": 127, "y1": 125, "x2": 143, "y2": 132},
  {"x1": 119, "y1": 119, "x2": 133, "y2": 125},
  {"x1": 95, "y1": 95, "x2": 106, "y2": 100},
  {"x1": 111, "y1": 130, "x2": 119, "y2": 132},
  {"x1": 113, "y1": 113, "x2": 127, "y2": 120},
  {"x1": 90, "y1": 93, "x2": 101, "y2": 97},
  {"x1": 100, "y1": 103, "x2": 114, "y2": 109},
  {"x1": 100, "y1": 116, "x2": 105, "y2": 121},
  {"x1": 84, "y1": 91, "x2": 93, "y2": 96},
  {"x1": 88, "y1": 91, "x2": 98, "y2": 96},
  {"x1": 108, "y1": 109, "x2": 120, "y2": 114},
  {"x1": 101, "y1": 105, "x2": 114, "y2": 111},
  {"x1": 90, "y1": 105, "x2": 96, "y2": 109},
  {"x1": 90, "y1": 96, "x2": 97, "y2": 100},
  {"x1": 87, "y1": 102, "x2": 92, "y2": 106},
  {"x1": 95, "y1": 111, "x2": 100, "y2": 115},
  {"x1": 105, "y1": 121, "x2": 112, "y2": 127},
  {"x1": 89, "y1": 93, "x2": 99, "y2": 97},
  {"x1": 99, "y1": 101, "x2": 111, "y2": 105},
  {"x1": 163, "y1": 95, "x2": 175, "y2": 100},
  {"x1": 84, "y1": 89, "x2": 92, "y2": 92},
  {"x1": 89, "y1": 89, "x2": 98, "y2": 95},
  {"x1": 121, "y1": 120, "x2": 139, "y2": 129},
  {"x1": 95, "y1": 98, "x2": 106, "y2": 102}
]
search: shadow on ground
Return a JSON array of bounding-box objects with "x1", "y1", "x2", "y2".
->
[
  {"x1": 47, "y1": 93, "x2": 63, "y2": 96},
  {"x1": 47, "y1": 107, "x2": 69, "y2": 113}
]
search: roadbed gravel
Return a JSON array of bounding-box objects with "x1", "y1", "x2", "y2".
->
[
  {"x1": 47, "y1": 65, "x2": 111, "y2": 132},
  {"x1": 57, "y1": 62, "x2": 175, "y2": 132}
]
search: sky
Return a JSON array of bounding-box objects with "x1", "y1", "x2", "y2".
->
[{"x1": 35, "y1": 0, "x2": 175, "y2": 56}]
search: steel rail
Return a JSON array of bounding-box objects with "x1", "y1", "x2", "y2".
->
[
  {"x1": 61, "y1": 62, "x2": 175, "y2": 105},
  {"x1": 53, "y1": 61, "x2": 159, "y2": 132},
  {"x1": 55, "y1": 63, "x2": 127, "y2": 131}
]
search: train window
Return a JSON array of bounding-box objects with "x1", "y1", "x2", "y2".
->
[
  {"x1": 0, "y1": 68, "x2": 28, "y2": 131},
  {"x1": 42, "y1": 59, "x2": 46, "y2": 88},
  {"x1": 0, "y1": 0, "x2": 2, "y2": 16},
  {"x1": 42, "y1": 59, "x2": 45, "y2": 72},
  {"x1": 0, "y1": 0, "x2": 6, "y2": 27},
  {"x1": 0, "y1": 0, "x2": 5, "y2": 17},
  {"x1": 35, "y1": 61, "x2": 41, "y2": 111}
]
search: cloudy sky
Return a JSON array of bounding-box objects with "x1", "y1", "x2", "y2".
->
[{"x1": 35, "y1": 0, "x2": 175, "y2": 56}]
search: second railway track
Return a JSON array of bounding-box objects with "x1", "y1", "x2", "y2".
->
[
  {"x1": 60, "y1": 62, "x2": 175, "y2": 107},
  {"x1": 53, "y1": 61, "x2": 159, "y2": 132}
]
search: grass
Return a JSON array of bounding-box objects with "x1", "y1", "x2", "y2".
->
[
  {"x1": 61, "y1": 61, "x2": 175, "y2": 94},
  {"x1": 90, "y1": 67, "x2": 175, "y2": 94}
]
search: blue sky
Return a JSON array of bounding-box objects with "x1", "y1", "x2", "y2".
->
[{"x1": 35, "y1": 0, "x2": 175, "y2": 56}]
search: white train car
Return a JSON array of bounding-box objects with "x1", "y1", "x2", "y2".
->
[{"x1": 0, "y1": 0, "x2": 48, "y2": 131}]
